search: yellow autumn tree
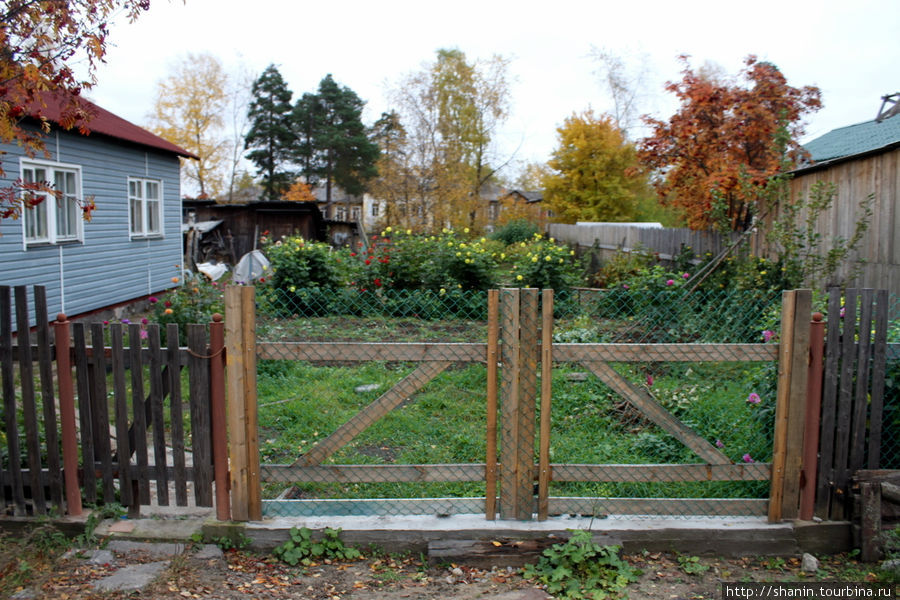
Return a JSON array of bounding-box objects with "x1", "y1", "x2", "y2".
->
[
  {"x1": 149, "y1": 52, "x2": 229, "y2": 199},
  {"x1": 541, "y1": 109, "x2": 651, "y2": 223}
]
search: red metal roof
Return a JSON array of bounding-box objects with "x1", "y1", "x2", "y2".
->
[{"x1": 23, "y1": 92, "x2": 198, "y2": 159}]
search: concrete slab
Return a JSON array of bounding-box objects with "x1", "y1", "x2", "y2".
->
[
  {"x1": 96, "y1": 516, "x2": 205, "y2": 541},
  {"x1": 107, "y1": 540, "x2": 186, "y2": 558},
  {"x1": 238, "y1": 514, "x2": 822, "y2": 556},
  {"x1": 92, "y1": 560, "x2": 169, "y2": 593}
]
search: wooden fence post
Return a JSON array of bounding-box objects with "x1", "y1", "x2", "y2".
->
[
  {"x1": 769, "y1": 289, "x2": 812, "y2": 522},
  {"x1": 209, "y1": 313, "x2": 231, "y2": 521},
  {"x1": 54, "y1": 313, "x2": 82, "y2": 516},
  {"x1": 499, "y1": 288, "x2": 521, "y2": 520},
  {"x1": 225, "y1": 286, "x2": 261, "y2": 521},
  {"x1": 485, "y1": 290, "x2": 499, "y2": 520},
  {"x1": 537, "y1": 289, "x2": 554, "y2": 521},
  {"x1": 799, "y1": 312, "x2": 825, "y2": 521}
]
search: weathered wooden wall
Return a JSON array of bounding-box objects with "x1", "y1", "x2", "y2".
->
[{"x1": 753, "y1": 148, "x2": 900, "y2": 295}]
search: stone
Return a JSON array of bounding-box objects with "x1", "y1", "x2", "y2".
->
[
  {"x1": 193, "y1": 544, "x2": 225, "y2": 560},
  {"x1": 800, "y1": 552, "x2": 819, "y2": 574},
  {"x1": 92, "y1": 561, "x2": 169, "y2": 592},
  {"x1": 565, "y1": 372, "x2": 588, "y2": 382},
  {"x1": 355, "y1": 383, "x2": 381, "y2": 393},
  {"x1": 62, "y1": 548, "x2": 115, "y2": 566}
]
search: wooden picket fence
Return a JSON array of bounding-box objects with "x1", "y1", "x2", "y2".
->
[{"x1": 0, "y1": 285, "x2": 229, "y2": 519}]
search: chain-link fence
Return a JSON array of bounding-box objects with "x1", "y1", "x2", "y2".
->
[
  {"x1": 250, "y1": 285, "x2": 897, "y2": 520},
  {"x1": 879, "y1": 294, "x2": 900, "y2": 471},
  {"x1": 256, "y1": 288, "x2": 493, "y2": 518}
]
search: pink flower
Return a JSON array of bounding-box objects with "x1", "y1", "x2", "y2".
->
[
  {"x1": 715, "y1": 439, "x2": 725, "y2": 448},
  {"x1": 141, "y1": 318, "x2": 148, "y2": 325},
  {"x1": 762, "y1": 330, "x2": 775, "y2": 342},
  {"x1": 103, "y1": 320, "x2": 109, "y2": 325},
  {"x1": 840, "y1": 307, "x2": 846, "y2": 318},
  {"x1": 742, "y1": 453, "x2": 754, "y2": 463},
  {"x1": 121, "y1": 318, "x2": 130, "y2": 325},
  {"x1": 682, "y1": 273, "x2": 690, "y2": 279},
  {"x1": 646, "y1": 374, "x2": 654, "y2": 387},
  {"x1": 140, "y1": 329, "x2": 149, "y2": 340},
  {"x1": 747, "y1": 392, "x2": 761, "y2": 404},
  {"x1": 666, "y1": 279, "x2": 674, "y2": 286},
  {"x1": 149, "y1": 296, "x2": 158, "y2": 304},
  {"x1": 622, "y1": 284, "x2": 629, "y2": 290}
]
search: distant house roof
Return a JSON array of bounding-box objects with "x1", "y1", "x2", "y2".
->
[
  {"x1": 502, "y1": 189, "x2": 543, "y2": 203},
  {"x1": 799, "y1": 115, "x2": 900, "y2": 170},
  {"x1": 23, "y1": 92, "x2": 197, "y2": 159}
]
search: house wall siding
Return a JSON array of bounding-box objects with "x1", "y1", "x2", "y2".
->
[{"x1": 0, "y1": 125, "x2": 183, "y2": 323}]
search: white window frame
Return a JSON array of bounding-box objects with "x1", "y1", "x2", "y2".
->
[
  {"x1": 371, "y1": 202, "x2": 379, "y2": 218},
  {"x1": 350, "y1": 206, "x2": 361, "y2": 222},
  {"x1": 20, "y1": 158, "x2": 84, "y2": 247},
  {"x1": 128, "y1": 177, "x2": 164, "y2": 239}
]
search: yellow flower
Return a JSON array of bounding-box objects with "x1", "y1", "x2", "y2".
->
[
  {"x1": 545, "y1": 255, "x2": 551, "y2": 261},
  {"x1": 463, "y1": 227, "x2": 470, "y2": 234},
  {"x1": 385, "y1": 226, "x2": 392, "y2": 233},
  {"x1": 532, "y1": 256, "x2": 538, "y2": 263},
  {"x1": 406, "y1": 229, "x2": 412, "y2": 235},
  {"x1": 516, "y1": 274, "x2": 523, "y2": 281},
  {"x1": 440, "y1": 288, "x2": 446, "y2": 295}
]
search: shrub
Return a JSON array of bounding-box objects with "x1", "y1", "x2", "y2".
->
[
  {"x1": 508, "y1": 235, "x2": 580, "y2": 291},
  {"x1": 152, "y1": 272, "x2": 225, "y2": 344},
  {"x1": 490, "y1": 219, "x2": 540, "y2": 245},
  {"x1": 267, "y1": 236, "x2": 346, "y2": 292}
]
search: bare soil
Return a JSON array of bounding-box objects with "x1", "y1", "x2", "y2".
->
[{"x1": 8, "y1": 543, "x2": 887, "y2": 600}]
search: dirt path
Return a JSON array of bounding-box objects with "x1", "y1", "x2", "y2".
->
[{"x1": 8, "y1": 540, "x2": 888, "y2": 600}]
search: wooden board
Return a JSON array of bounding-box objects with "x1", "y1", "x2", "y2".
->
[
  {"x1": 188, "y1": 324, "x2": 213, "y2": 507},
  {"x1": 72, "y1": 324, "x2": 96, "y2": 504},
  {"x1": 485, "y1": 290, "x2": 499, "y2": 520},
  {"x1": 147, "y1": 325, "x2": 169, "y2": 506},
  {"x1": 128, "y1": 324, "x2": 151, "y2": 504},
  {"x1": 257, "y1": 342, "x2": 485, "y2": 363},
  {"x1": 167, "y1": 324, "x2": 188, "y2": 506},
  {"x1": 34, "y1": 286, "x2": 62, "y2": 509},
  {"x1": 0, "y1": 286, "x2": 26, "y2": 514},
  {"x1": 89, "y1": 323, "x2": 115, "y2": 503},
  {"x1": 295, "y1": 361, "x2": 452, "y2": 467},
  {"x1": 581, "y1": 361, "x2": 730, "y2": 465},
  {"x1": 15, "y1": 286, "x2": 45, "y2": 513},
  {"x1": 553, "y1": 343, "x2": 777, "y2": 363},
  {"x1": 110, "y1": 324, "x2": 133, "y2": 508}
]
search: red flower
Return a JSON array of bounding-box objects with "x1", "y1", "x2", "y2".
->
[
  {"x1": 164, "y1": 300, "x2": 172, "y2": 308},
  {"x1": 350, "y1": 252, "x2": 356, "y2": 257},
  {"x1": 365, "y1": 259, "x2": 371, "y2": 265},
  {"x1": 374, "y1": 278, "x2": 382, "y2": 287}
]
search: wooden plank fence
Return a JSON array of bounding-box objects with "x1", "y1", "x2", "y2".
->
[{"x1": 0, "y1": 285, "x2": 229, "y2": 519}]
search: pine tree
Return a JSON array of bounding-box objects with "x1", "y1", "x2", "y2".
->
[
  {"x1": 291, "y1": 74, "x2": 379, "y2": 217},
  {"x1": 244, "y1": 65, "x2": 294, "y2": 201}
]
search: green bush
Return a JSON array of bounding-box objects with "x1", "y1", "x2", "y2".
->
[
  {"x1": 507, "y1": 236, "x2": 580, "y2": 291},
  {"x1": 267, "y1": 237, "x2": 347, "y2": 292},
  {"x1": 490, "y1": 219, "x2": 540, "y2": 245}
]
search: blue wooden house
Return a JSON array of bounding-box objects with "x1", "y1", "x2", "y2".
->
[{"x1": 0, "y1": 95, "x2": 195, "y2": 321}]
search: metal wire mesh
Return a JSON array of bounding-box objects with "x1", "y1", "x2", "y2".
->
[
  {"x1": 254, "y1": 287, "x2": 787, "y2": 519},
  {"x1": 256, "y1": 289, "x2": 491, "y2": 518}
]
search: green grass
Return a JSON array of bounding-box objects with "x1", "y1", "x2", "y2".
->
[{"x1": 256, "y1": 357, "x2": 775, "y2": 502}]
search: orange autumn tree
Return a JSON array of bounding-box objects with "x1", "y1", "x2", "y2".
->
[
  {"x1": 638, "y1": 55, "x2": 821, "y2": 231},
  {"x1": 281, "y1": 180, "x2": 315, "y2": 202}
]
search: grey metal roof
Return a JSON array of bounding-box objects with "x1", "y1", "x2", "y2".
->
[{"x1": 803, "y1": 115, "x2": 900, "y2": 163}]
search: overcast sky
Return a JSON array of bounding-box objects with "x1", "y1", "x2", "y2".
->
[{"x1": 88, "y1": 0, "x2": 900, "y2": 175}]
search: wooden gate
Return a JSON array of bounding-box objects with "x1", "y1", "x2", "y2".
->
[{"x1": 230, "y1": 285, "x2": 825, "y2": 522}]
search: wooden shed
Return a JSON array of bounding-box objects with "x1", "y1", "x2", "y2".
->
[
  {"x1": 183, "y1": 200, "x2": 324, "y2": 266},
  {"x1": 753, "y1": 108, "x2": 900, "y2": 295}
]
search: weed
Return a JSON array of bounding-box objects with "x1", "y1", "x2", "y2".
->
[
  {"x1": 677, "y1": 554, "x2": 710, "y2": 576},
  {"x1": 210, "y1": 533, "x2": 251, "y2": 552},
  {"x1": 521, "y1": 530, "x2": 641, "y2": 599},
  {"x1": 272, "y1": 526, "x2": 361, "y2": 567}
]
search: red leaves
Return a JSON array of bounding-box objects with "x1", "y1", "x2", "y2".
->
[{"x1": 638, "y1": 55, "x2": 821, "y2": 231}]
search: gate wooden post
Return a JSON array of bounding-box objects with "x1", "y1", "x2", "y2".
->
[
  {"x1": 225, "y1": 285, "x2": 261, "y2": 521},
  {"x1": 210, "y1": 313, "x2": 231, "y2": 521},
  {"x1": 499, "y1": 288, "x2": 539, "y2": 520},
  {"x1": 769, "y1": 289, "x2": 812, "y2": 522}
]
